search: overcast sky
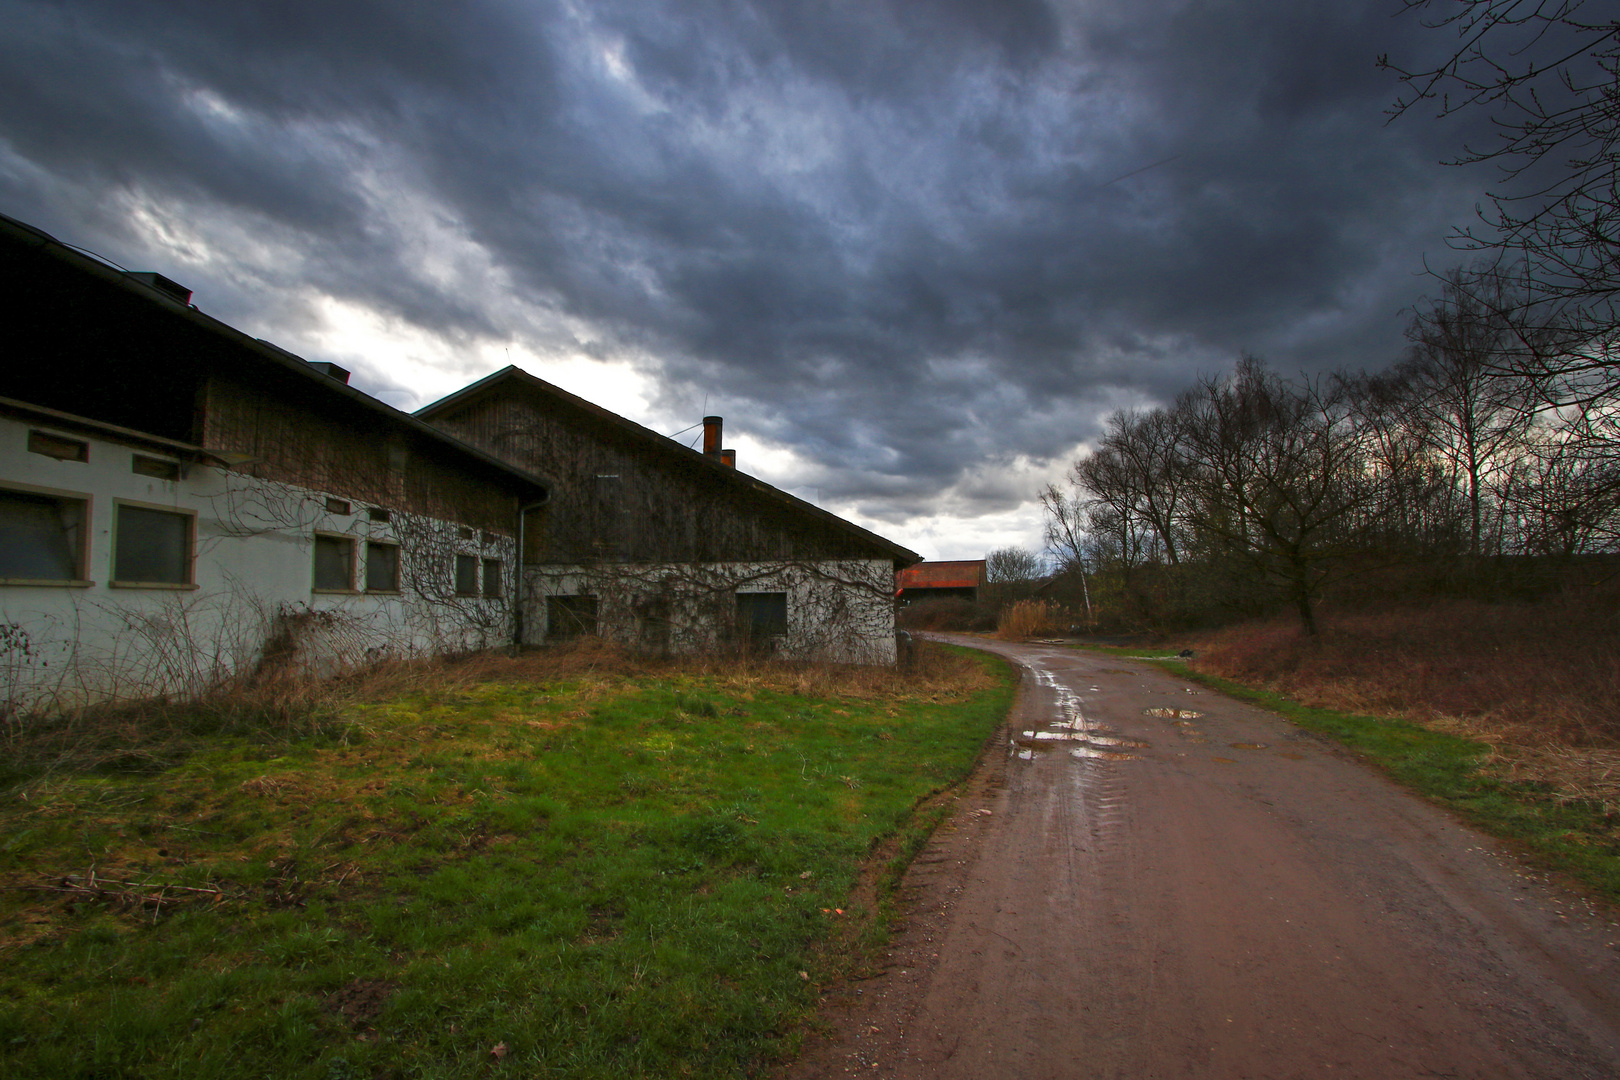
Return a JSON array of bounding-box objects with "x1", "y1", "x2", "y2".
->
[{"x1": 0, "y1": 0, "x2": 1490, "y2": 558}]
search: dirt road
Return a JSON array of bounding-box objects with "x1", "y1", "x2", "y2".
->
[{"x1": 783, "y1": 637, "x2": 1620, "y2": 1080}]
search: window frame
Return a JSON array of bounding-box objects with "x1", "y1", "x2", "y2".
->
[
  {"x1": 109, "y1": 498, "x2": 198, "y2": 590},
  {"x1": 27, "y1": 429, "x2": 89, "y2": 463},
  {"x1": 131, "y1": 454, "x2": 182, "y2": 481},
  {"x1": 0, "y1": 481, "x2": 93, "y2": 587},
  {"x1": 364, "y1": 539, "x2": 401, "y2": 594},
  {"x1": 735, "y1": 591, "x2": 789, "y2": 645},
  {"x1": 481, "y1": 557, "x2": 503, "y2": 599},
  {"x1": 453, "y1": 552, "x2": 480, "y2": 597},
  {"x1": 546, "y1": 594, "x2": 598, "y2": 640},
  {"x1": 311, "y1": 530, "x2": 359, "y2": 594}
]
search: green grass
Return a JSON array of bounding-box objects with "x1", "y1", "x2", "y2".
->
[
  {"x1": 0, "y1": 649, "x2": 1016, "y2": 1079},
  {"x1": 1081, "y1": 649, "x2": 1620, "y2": 903}
]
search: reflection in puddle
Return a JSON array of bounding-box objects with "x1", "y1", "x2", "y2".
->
[
  {"x1": 1146, "y1": 708, "x2": 1203, "y2": 719},
  {"x1": 1011, "y1": 663, "x2": 1152, "y2": 767},
  {"x1": 1071, "y1": 746, "x2": 1138, "y2": 761},
  {"x1": 1211, "y1": 756, "x2": 1237, "y2": 764},
  {"x1": 1015, "y1": 730, "x2": 1148, "y2": 747}
]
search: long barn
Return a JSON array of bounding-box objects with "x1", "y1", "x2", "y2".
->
[
  {"x1": 417, "y1": 368, "x2": 920, "y2": 664},
  {"x1": 0, "y1": 214, "x2": 550, "y2": 712}
]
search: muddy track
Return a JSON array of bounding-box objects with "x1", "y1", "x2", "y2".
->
[{"x1": 780, "y1": 636, "x2": 1620, "y2": 1080}]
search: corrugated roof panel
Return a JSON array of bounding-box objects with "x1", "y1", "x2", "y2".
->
[{"x1": 897, "y1": 560, "x2": 986, "y2": 589}]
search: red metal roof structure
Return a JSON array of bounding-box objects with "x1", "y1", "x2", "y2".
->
[
  {"x1": 896, "y1": 559, "x2": 987, "y2": 601},
  {"x1": 897, "y1": 560, "x2": 986, "y2": 590}
]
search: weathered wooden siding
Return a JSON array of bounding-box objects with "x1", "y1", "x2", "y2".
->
[
  {"x1": 202, "y1": 376, "x2": 518, "y2": 535},
  {"x1": 430, "y1": 389, "x2": 880, "y2": 564}
]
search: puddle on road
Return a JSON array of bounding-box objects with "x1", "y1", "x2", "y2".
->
[
  {"x1": 1228, "y1": 742, "x2": 1268, "y2": 751},
  {"x1": 1145, "y1": 708, "x2": 1202, "y2": 719},
  {"x1": 1071, "y1": 747, "x2": 1137, "y2": 761},
  {"x1": 1014, "y1": 663, "x2": 1150, "y2": 765}
]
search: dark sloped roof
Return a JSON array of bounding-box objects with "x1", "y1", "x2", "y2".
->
[
  {"x1": 417, "y1": 366, "x2": 920, "y2": 567},
  {"x1": 0, "y1": 212, "x2": 551, "y2": 502}
]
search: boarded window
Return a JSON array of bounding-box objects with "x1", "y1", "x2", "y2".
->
[
  {"x1": 454, "y1": 554, "x2": 479, "y2": 595},
  {"x1": 313, "y1": 534, "x2": 354, "y2": 590},
  {"x1": 27, "y1": 431, "x2": 88, "y2": 462},
  {"x1": 114, "y1": 505, "x2": 191, "y2": 584},
  {"x1": 324, "y1": 497, "x2": 351, "y2": 514},
  {"x1": 132, "y1": 455, "x2": 181, "y2": 480},
  {"x1": 736, "y1": 592, "x2": 788, "y2": 642},
  {"x1": 365, "y1": 541, "x2": 399, "y2": 592},
  {"x1": 547, "y1": 595, "x2": 598, "y2": 639},
  {"x1": 481, "y1": 558, "x2": 502, "y2": 598},
  {"x1": 0, "y1": 489, "x2": 86, "y2": 580}
]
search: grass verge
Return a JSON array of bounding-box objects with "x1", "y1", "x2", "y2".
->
[
  {"x1": 0, "y1": 644, "x2": 1017, "y2": 1080},
  {"x1": 1094, "y1": 652, "x2": 1620, "y2": 905}
]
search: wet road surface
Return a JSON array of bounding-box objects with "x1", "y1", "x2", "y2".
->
[{"x1": 782, "y1": 636, "x2": 1620, "y2": 1080}]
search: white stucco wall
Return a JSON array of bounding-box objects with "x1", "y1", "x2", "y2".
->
[
  {"x1": 1, "y1": 414, "x2": 515, "y2": 712},
  {"x1": 523, "y1": 558, "x2": 898, "y2": 664}
]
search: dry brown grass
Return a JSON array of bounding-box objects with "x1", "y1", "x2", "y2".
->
[
  {"x1": 1188, "y1": 585, "x2": 1620, "y2": 806},
  {"x1": 994, "y1": 600, "x2": 1067, "y2": 640}
]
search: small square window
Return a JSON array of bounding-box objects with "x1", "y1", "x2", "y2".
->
[
  {"x1": 0, "y1": 489, "x2": 87, "y2": 581},
  {"x1": 366, "y1": 541, "x2": 400, "y2": 592},
  {"x1": 367, "y1": 507, "x2": 392, "y2": 523},
  {"x1": 457, "y1": 526, "x2": 475, "y2": 541},
  {"x1": 28, "y1": 431, "x2": 88, "y2": 462},
  {"x1": 481, "y1": 558, "x2": 502, "y2": 599},
  {"x1": 547, "y1": 595, "x2": 597, "y2": 639},
  {"x1": 454, "y1": 553, "x2": 479, "y2": 596},
  {"x1": 132, "y1": 455, "x2": 181, "y2": 481},
  {"x1": 313, "y1": 534, "x2": 355, "y2": 591},
  {"x1": 324, "y1": 497, "x2": 351, "y2": 515},
  {"x1": 114, "y1": 505, "x2": 192, "y2": 585},
  {"x1": 736, "y1": 592, "x2": 788, "y2": 642}
]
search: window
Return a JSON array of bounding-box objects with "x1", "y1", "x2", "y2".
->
[
  {"x1": 367, "y1": 507, "x2": 391, "y2": 523},
  {"x1": 547, "y1": 595, "x2": 597, "y2": 639},
  {"x1": 481, "y1": 558, "x2": 502, "y2": 599},
  {"x1": 324, "y1": 497, "x2": 351, "y2": 515},
  {"x1": 0, "y1": 489, "x2": 87, "y2": 581},
  {"x1": 313, "y1": 534, "x2": 355, "y2": 591},
  {"x1": 454, "y1": 554, "x2": 479, "y2": 596},
  {"x1": 28, "y1": 431, "x2": 88, "y2": 462},
  {"x1": 365, "y1": 541, "x2": 400, "y2": 592},
  {"x1": 132, "y1": 455, "x2": 181, "y2": 481},
  {"x1": 736, "y1": 592, "x2": 788, "y2": 643},
  {"x1": 457, "y1": 526, "x2": 475, "y2": 541},
  {"x1": 113, "y1": 504, "x2": 192, "y2": 585}
]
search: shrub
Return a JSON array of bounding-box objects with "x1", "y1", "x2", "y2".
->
[{"x1": 995, "y1": 600, "x2": 1066, "y2": 640}]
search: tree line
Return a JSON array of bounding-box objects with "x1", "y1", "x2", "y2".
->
[{"x1": 1042, "y1": 267, "x2": 1619, "y2": 633}]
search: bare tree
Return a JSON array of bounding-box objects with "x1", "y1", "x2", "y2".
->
[
  {"x1": 1382, "y1": 1, "x2": 1619, "y2": 348},
  {"x1": 1037, "y1": 483, "x2": 1093, "y2": 619},
  {"x1": 985, "y1": 546, "x2": 1046, "y2": 583},
  {"x1": 1399, "y1": 266, "x2": 1539, "y2": 554},
  {"x1": 1095, "y1": 408, "x2": 1192, "y2": 565},
  {"x1": 1179, "y1": 358, "x2": 1379, "y2": 635}
]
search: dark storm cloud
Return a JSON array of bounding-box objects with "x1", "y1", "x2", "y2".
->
[{"x1": 0, "y1": 0, "x2": 1488, "y2": 528}]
